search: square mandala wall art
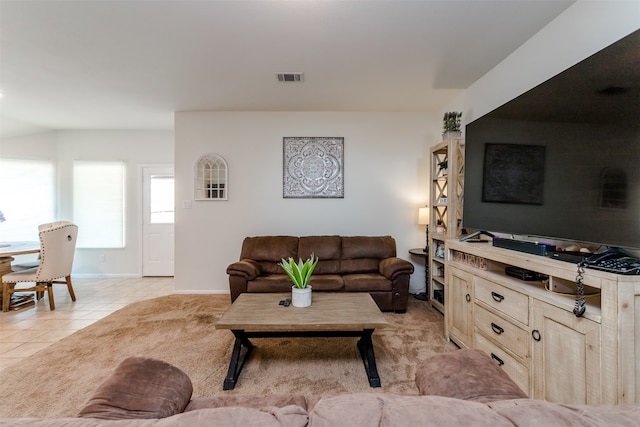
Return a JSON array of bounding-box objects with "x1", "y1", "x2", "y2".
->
[{"x1": 283, "y1": 137, "x2": 344, "y2": 198}]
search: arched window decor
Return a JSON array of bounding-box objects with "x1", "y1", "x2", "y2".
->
[{"x1": 195, "y1": 154, "x2": 228, "y2": 201}]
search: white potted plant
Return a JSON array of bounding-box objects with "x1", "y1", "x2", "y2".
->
[
  {"x1": 280, "y1": 254, "x2": 318, "y2": 307},
  {"x1": 436, "y1": 219, "x2": 446, "y2": 234}
]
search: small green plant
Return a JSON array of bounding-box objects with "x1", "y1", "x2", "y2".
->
[
  {"x1": 280, "y1": 254, "x2": 318, "y2": 289},
  {"x1": 442, "y1": 112, "x2": 462, "y2": 133},
  {"x1": 437, "y1": 159, "x2": 448, "y2": 171}
]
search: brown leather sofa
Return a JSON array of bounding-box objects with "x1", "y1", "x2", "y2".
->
[{"x1": 226, "y1": 235, "x2": 415, "y2": 312}]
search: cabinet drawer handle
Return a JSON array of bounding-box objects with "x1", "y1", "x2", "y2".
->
[
  {"x1": 491, "y1": 322, "x2": 504, "y2": 335},
  {"x1": 491, "y1": 353, "x2": 505, "y2": 366},
  {"x1": 491, "y1": 291, "x2": 505, "y2": 302},
  {"x1": 465, "y1": 293, "x2": 471, "y2": 302},
  {"x1": 532, "y1": 329, "x2": 541, "y2": 342}
]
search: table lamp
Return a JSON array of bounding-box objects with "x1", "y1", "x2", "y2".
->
[{"x1": 418, "y1": 207, "x2": 429, "y2": 251}]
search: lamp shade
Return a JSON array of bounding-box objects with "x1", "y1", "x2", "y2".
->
[{"x1": 418, "y1": 207, "x2": 429, "y2": 225}]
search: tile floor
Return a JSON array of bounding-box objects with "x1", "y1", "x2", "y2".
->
[{"x1": 0, "y1": 277, "x2": 174, "y2": 372}]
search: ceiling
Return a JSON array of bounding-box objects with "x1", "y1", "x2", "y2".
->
[{"x1": 0, "y1": 0, "x2": 576, "y2": 138}]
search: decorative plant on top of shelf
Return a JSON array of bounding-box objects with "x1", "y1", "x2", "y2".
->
[
  {"x1": 442, "y1": 112, "x2": 462, "y2": 135},
  {"x1": 436, "y1": 219, "x2": 446, "y2": 233}
]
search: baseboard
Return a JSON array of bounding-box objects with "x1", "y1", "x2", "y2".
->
[
  {"x1": 173, "y1": 290, "x2": 230, "y2": 295},
  {"x1": 71, "y1": 273, "x2": 142, "y2": 279}
]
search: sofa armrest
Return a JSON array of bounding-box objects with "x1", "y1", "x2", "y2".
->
[
  {"x1": 379, "y1": 257, "x2": 414, "y2": 280},
  {"x1": 415, "y1": 349, "x2": 528, "y2": 403},
  {"x1": 78, "y1": 356, "x2": 193, "y2": 420},
  {"x1": 226, "y1": 259, "x2": 262, "y2": 280}
]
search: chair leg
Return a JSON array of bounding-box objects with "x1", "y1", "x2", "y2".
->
[
  {"x1": 2, "y1": 283, "x2": 11, "y2": 312},
  {"x1": 45, "y1": 283, "x2": 55, "y2": 310},
  {"x1": 65, "y1": 275, "x2": 76, "y2": 301}
]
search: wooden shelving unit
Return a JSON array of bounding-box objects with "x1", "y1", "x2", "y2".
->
[{"x1": 428, "y1": 136, "x2": 465, "y2": 313}]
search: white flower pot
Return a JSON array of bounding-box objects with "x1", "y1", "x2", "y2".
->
[{"x1": 291, "y1": 286, "x2": 312, "y2": 307}]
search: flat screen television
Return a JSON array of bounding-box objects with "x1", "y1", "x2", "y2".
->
[{"x1": 463, "y1": 29, "x2": 640, "y2": 251}]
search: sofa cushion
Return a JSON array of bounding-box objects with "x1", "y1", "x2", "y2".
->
[
  {"x1": 185, "y1": 395, "x2": 308, "y2": 412},
  {"x1": 342, "y1": 236, "x2": 396, "y2": 259},
  {"x1": 156, "y1": 406, "x2": 308, "y2": 427},
  {"x1": 343, "y1": 274, "x2": 392, "y2": 292},
  {"x1": 247, "y1": 274, "x2": 295, "y2": 293},
  {"x1": 307, "y1": 274, "x2": 344, "y2": 291},
  {"x1": 341, "y1": 258, "x2": 380, "y2": 274},
  {"x1": 298, "y1": 236, "x2": 341, "y2": 260},
  {"x1": 78, "y1": 356, "x2": 193, "y2": 420},
  {"x1": 298, "y1": 236, "x2": 341, "y2": 275},
  {"x1": 308, "y1": 393, "x2": 513, "y2": 427},
  {"x1": 241, "y1": 236, "x2": 299, "y2": 274},
  {"x1": 415, "y1": 349, "x2": 528, "y2": 403}
]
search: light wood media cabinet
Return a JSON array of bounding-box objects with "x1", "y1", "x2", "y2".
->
[{"x1": 445, "y1": 239, "x2": 640, "y2": 405}]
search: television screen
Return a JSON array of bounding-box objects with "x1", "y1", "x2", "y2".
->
[{"x1": 463, "y1": 29, "x2": 640, "y2": 250}]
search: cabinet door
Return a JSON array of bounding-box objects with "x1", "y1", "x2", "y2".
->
[
  {"x1": 446, "y1": 267, "x2": 473, "y2": 348},
  {"x1": 531, "y1": 300, "x2": 601, "y2": 404}
]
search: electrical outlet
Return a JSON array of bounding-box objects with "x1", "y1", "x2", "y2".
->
[
  {"x1": 182, "y1": 200, "x2": 192, "y2": 209},
  {"x1": 99, "y1": 254, "x2": 105, "y2": 262}
]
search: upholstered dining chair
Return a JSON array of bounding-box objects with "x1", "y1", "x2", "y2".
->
[
  {"x1": 2, "y1": 222, "x2": 78, "y2": 312},
  {"x1": 11, "y1": 221, "x2": 73, "y2": 271}
]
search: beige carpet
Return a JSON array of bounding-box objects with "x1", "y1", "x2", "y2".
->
[{"x1": 0, "y1": 294, "x2": 456, "y2": 418}]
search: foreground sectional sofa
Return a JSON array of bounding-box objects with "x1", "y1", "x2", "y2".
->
[
  {"x1": 226, "y1": 235, "x2": 415, "y2": 312},
  {"x1": 3, "y1": 349, "x2": 639, "y2": 426}
]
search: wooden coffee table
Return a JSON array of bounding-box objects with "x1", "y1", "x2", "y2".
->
[{"x1": 216, "y1": 292, "x2": 389, "y2": 390}]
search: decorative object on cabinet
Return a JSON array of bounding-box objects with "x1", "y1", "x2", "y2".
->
[
  {"x1": 283, "y1": 137, "x2": 344, "y2": 199},
  {"x1": 195, "y1": 153, "x2": 228, "y2": 201}
]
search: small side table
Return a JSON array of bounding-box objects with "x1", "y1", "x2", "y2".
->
[{"x1": 409, "y1": 248, "x2": 428, "y2": 301}]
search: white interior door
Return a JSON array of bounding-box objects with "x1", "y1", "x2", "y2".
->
[{"x1": 142, "y1": 166, "x2": 175, "y2": 276}]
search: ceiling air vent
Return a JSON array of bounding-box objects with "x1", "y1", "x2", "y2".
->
[{"x1": 276, "y1": 72, "x2": 304, "y2": 83}]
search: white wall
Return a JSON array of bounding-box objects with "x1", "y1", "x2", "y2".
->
[
  {"x1": 0, "y1": 131, "x2": 58, "y2": 159},
  {"x1": 1, "y1": 130, "x2": 174, "y2": 276},
  {"x1": 174, "y1": 112, "x2": 438, "y2": 294},
  {"x1": 449, "y1": 0, "x2": 640, "y2": 125}
]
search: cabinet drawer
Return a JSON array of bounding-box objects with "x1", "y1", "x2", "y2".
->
[
  {"x1": 475, "y1": 332, "x2": 530, "y2": 395},
  {"x1": 474, "y1": 304, "x2": 529, "y2": 360},
  {"x1": 475, "y1": 277, "x2": 529, "y2": 325}
]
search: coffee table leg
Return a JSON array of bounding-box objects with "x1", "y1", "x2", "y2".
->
[
  {"x1": 223, "y1": 330, "x2": 253, "y2": 390},
  {"x1": 357, "y1": 329, "x2": 381, "y2": 388}
]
